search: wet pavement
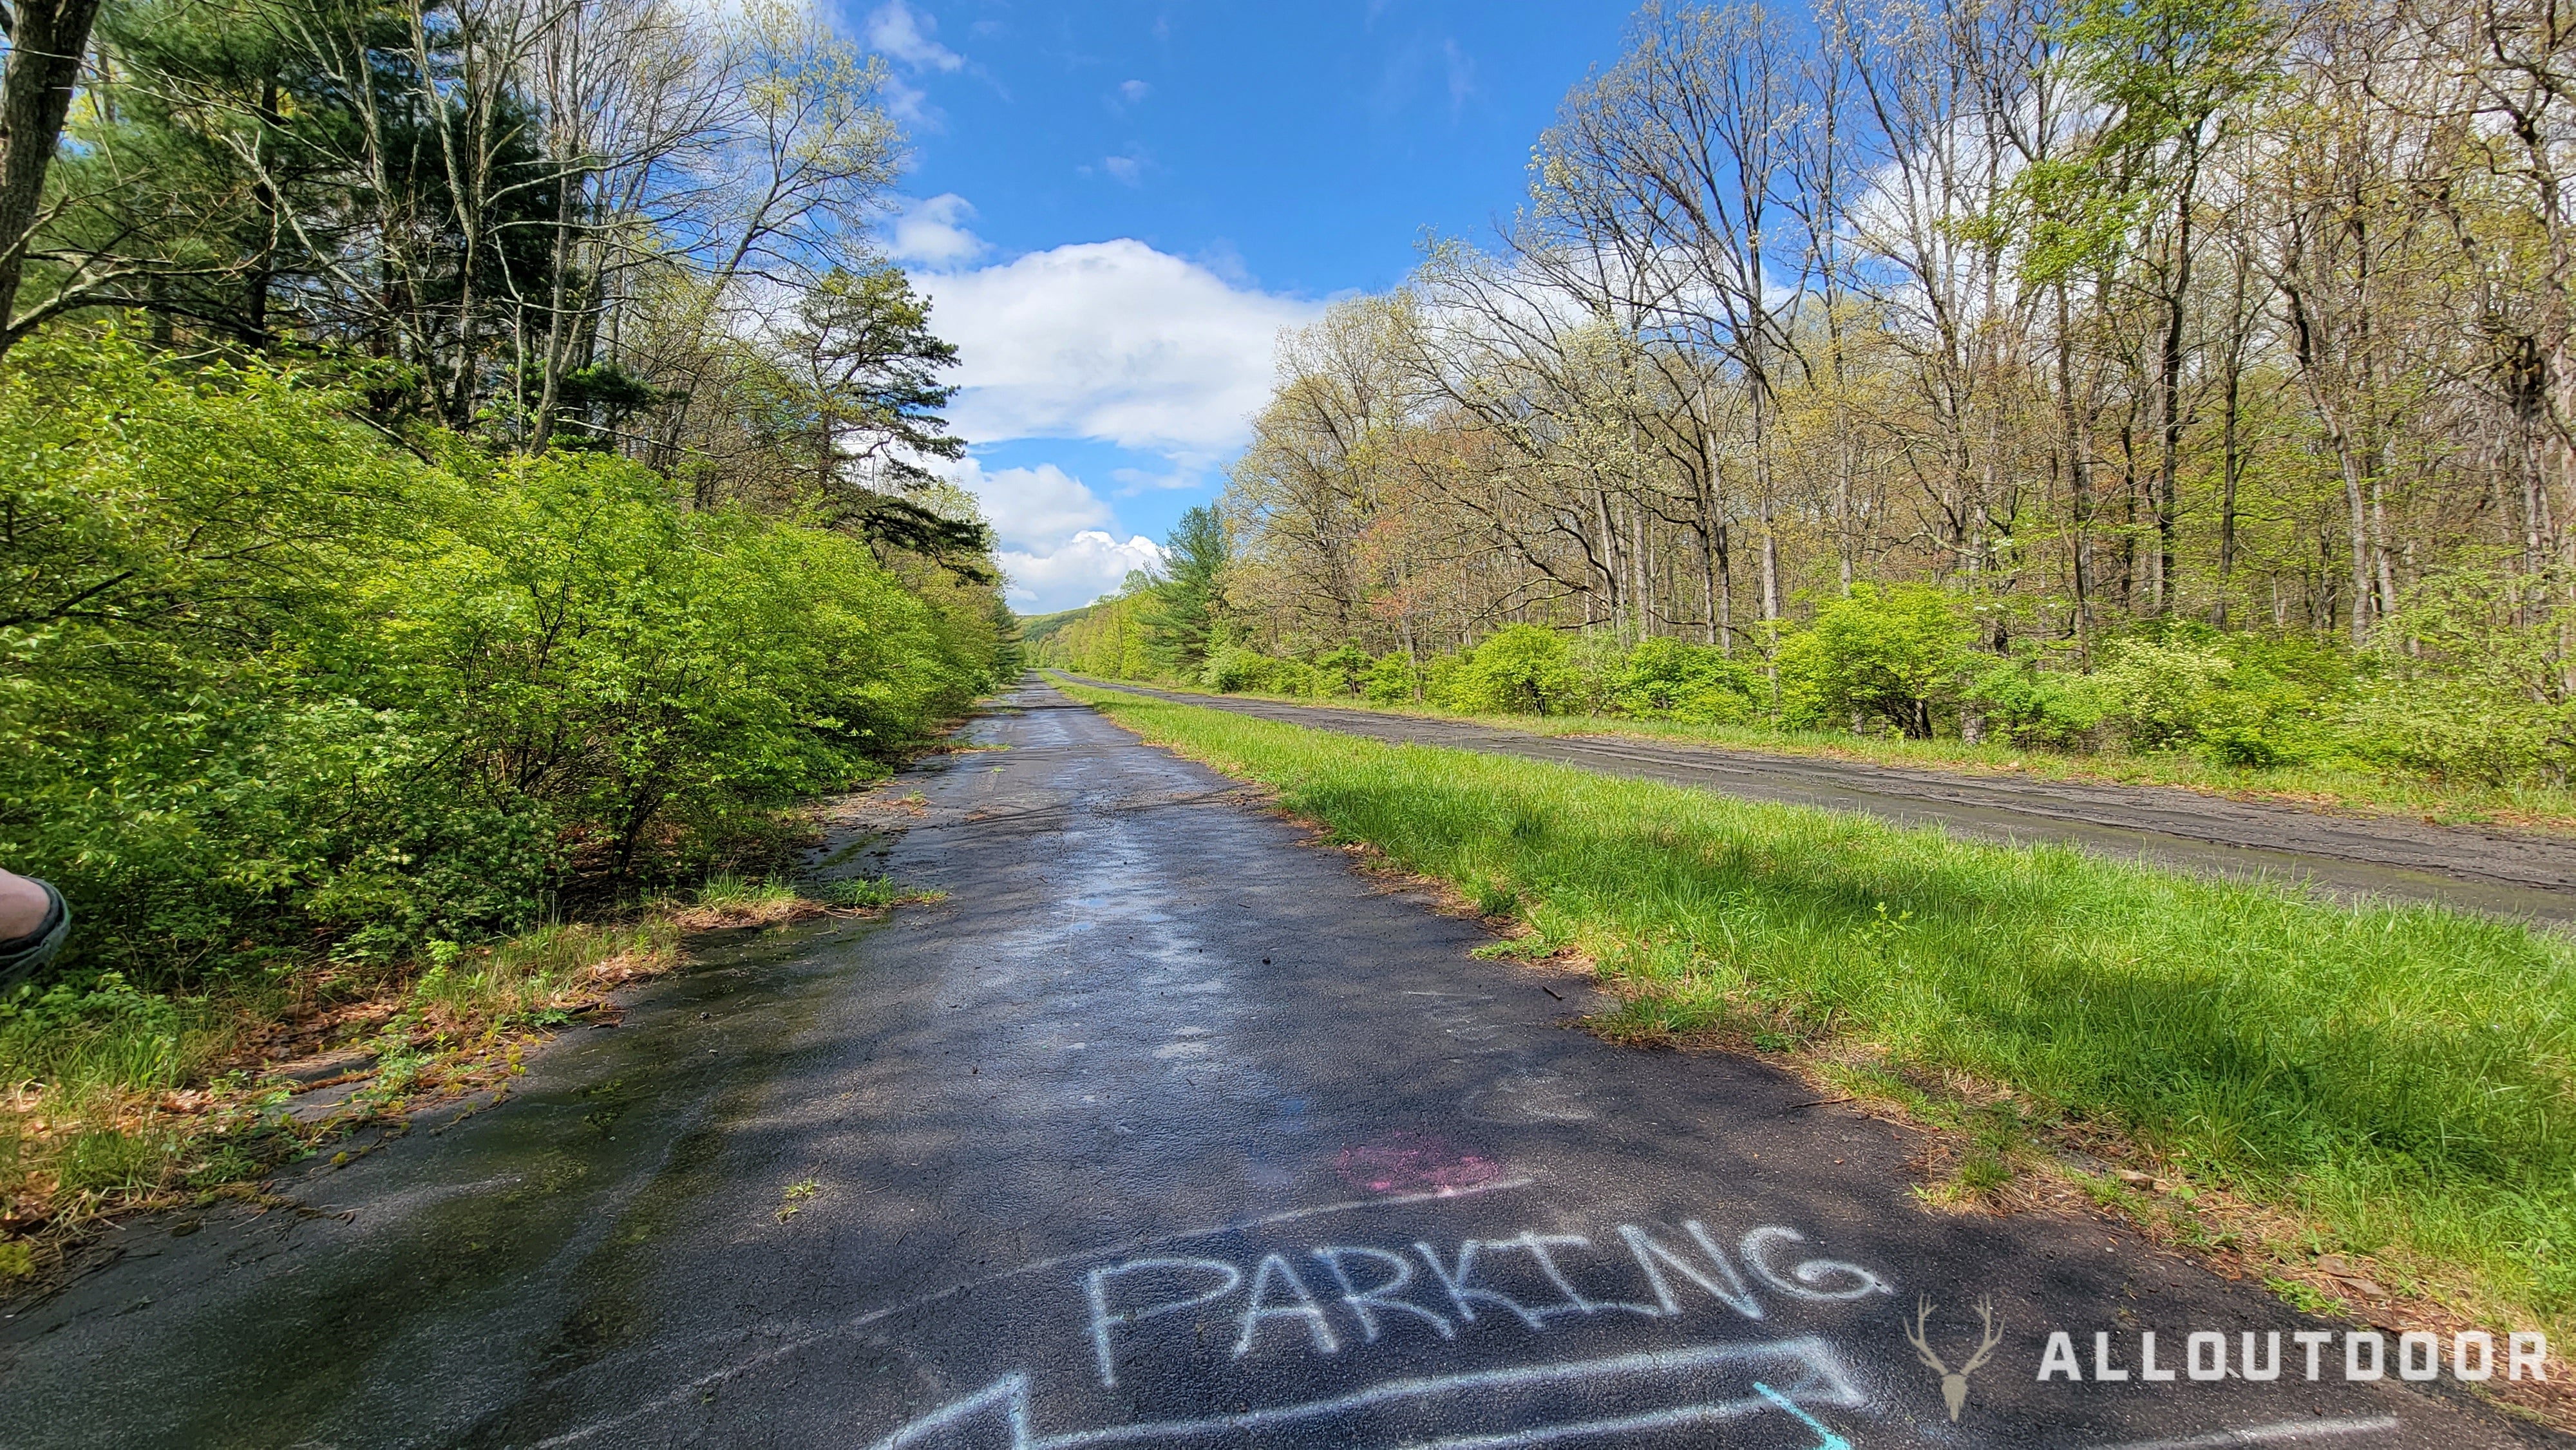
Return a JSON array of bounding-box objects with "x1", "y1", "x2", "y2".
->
[
  {"x1": 0, "y1": 680, "x2": 2551, "y2": 1448},
  {"x1": 1074, "y1": 677, "x2": 2576, "y2": 925}
]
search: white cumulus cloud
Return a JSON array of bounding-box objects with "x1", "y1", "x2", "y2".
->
[
  {"x1": 865, "y1": 0, "x2": 962, "y2": 71},
  {"x1": 887, "y1": 193, "x2": 986, "y2": 267},
  {"x1": 936, "y1": 457, "x2": 1162, "y2": 611},
  {"x1": 938, "y1": 457, "x2": 1108, "y2": 554},
  {"x1": 917, "y1": 238, "x2": 1320, "y2": 456},
  {"x1": 1000, "y1": 530, "x2": 1164, "y2": 612}
]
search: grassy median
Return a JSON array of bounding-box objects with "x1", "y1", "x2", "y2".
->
[
  {"x1": 1061, "y1": 680, "x2": 2576, "y2": 1340},
  {"x1": 1103, "y1": 677, "x2": 2576, "y2": 834}
]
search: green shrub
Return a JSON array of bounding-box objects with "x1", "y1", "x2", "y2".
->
[
  {"x1": 2092, "y1": 637, "x2": 2237, "y2": 752},
  {"x1": 2333, "y1": 572, "x2": 2573, "y2": 786},
  {"x1": 0, "y1": 332, "x2": 1003, "y2": 988},
  {"x1": 1200, "y1": 645, "x2": 1273, "y2": 692},
  {"x1": 1271, "y1": 659, "x2": 1321, "y2": 697},
  {"x1": 1776, "y1": 584, "x2": 1975, "y2": 738},
  {"x1": 1612, "y1": 637, "x2": 1759, "y2": 724},
  {"x1": 1363, "y1": 652, "x2": 1421, "y2": 705},
  {"x1": 1422, "y1": 649, "x2": 1472, "y2": 708},
  {"x1": 1316, "y1": 644, "x2": 1373, "y2": 699},
  {"x1": 2337, "y1": 680, "x2": 2566, "y2": 784},
  {"x1": 1566, "y1": 632, "x2": 1631, "y2": 715},
  {"x1": 1964, "y1": 659, "x2": 2104, "y2": 749},
  {"x1": 1449, "y1": 625, "x2": 1582, "y2": 715},
  {"x1": 2087, "y1": 630, "x2": 2337, "y2": 767},
  {"x1": 1197, "y1": 646, "x2": 1325, "y2": 697}
]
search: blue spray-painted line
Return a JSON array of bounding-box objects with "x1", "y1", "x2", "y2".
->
[{"x1": 1754, "y1": 1380, "x2": 1853, "y2": 1450}]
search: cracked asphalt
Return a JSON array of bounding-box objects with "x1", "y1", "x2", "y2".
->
[
  {"x1": 1072, "y1": 677, "x2": 2576, "y2": 925},
  {"x1": 0, "y1": 681, "x2": 2550, "y2": 1448}
]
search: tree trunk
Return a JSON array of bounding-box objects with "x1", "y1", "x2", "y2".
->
[
  {"x1": 531, "y1": 164, "x2": 582, "y2": 451},
  {"x1": 2152, "y1": 157, "x2": 2199, "y2": 617},
  {"x1": 2057, "y1": 284, "x2": 2095, "y2": 655},
  {"x1": 0, "y1": 0, "x2": 107, "y2": 347},
  {"x1": 2216, "y1": 247, "x2": 2248, "y2": 626}
]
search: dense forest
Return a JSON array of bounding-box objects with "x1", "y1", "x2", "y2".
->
[
  {"x1": 0, "y1": 0, "x2": 1010, "y2": 990},
  {"x1": 1048, "y1": 0, "x2": 2576, "y2": 792}
]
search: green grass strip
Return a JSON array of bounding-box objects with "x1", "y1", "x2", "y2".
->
[
  {"x1": 1097, "y1": 675, "x2": 2576, "y2": 834},
  {"x1": 1061, "y1": 681, "x2": 2576, "y2": 1330}
]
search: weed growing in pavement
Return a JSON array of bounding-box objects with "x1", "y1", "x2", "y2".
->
[
  {"x1": 818, "y1": 876, "x2": 946, "y2": 910},
  {"x1": 1062, "y1": 683, "x2": 2576, "y2": 1343},
  {"x1": 777, "y1": 1178, "x2": 820, "y2": 1222},
  {"x1": 692, "y1": 872, "x2": 802, "y2": 914}
]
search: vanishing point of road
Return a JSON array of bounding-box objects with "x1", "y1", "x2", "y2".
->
[{"x1": 0, "y1": 680, "x2": 2546, "y2": 1447}]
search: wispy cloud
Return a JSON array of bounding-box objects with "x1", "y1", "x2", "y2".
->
[
  {"x1": 1110, "y1": 460, "x2": 1209, "y2": 496},
  {"x1": 1371, "y1": 32, "x2": 1477, "y2": 123},
  {"x1": 1442, "y1": 39, "x2": 1475, "y2": 117},
  {"x1": 865, "y1": 0, "x2": 963, "y2": 72},
  {"x1": 881, "y1": 73, "x2": 938, "y2": 127},
  {"x1": 1102, "y1": 153, "x2": 1144, "y2": 186}
]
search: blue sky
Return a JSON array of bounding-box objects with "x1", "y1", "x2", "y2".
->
[{"x1": 849, "y1": 1, "x2": 1633, "y2": 612}]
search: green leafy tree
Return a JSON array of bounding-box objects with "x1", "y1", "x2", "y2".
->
[
  {"x1": 1142, "y1": 505, "x2": 1230, "y2": 677},
  {"x1": 762, "y1": 265, "x2": 988, "y2": 573},
  {"x1": 2022, "y1": 0, "x2": 2277, "y2": 612},
  {"x1": 1613, "y1": 638, "x2": 1758, "y2": 724},
  {"x1": 1452, "y1": 625, "x2": 1581, "y2": 715},
  {"x1": 1777, "y1": 585, "x2": 1976, "y2": 739}
]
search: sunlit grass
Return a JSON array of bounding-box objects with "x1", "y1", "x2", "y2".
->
[
  {"x1": 0, "y1": 850, "x2": 963, "y2": 1270},
  {"x1": 817, "y1": 876, "x2": 945, "y2": 910},
  {"x1": 1065, "y1": 681, "x2": 2576, "y2": 1336},
  {"x1": 1085, "y1": 673, "x2": 2576, "y2": 833},
  {"x1": 408, "y1": 919, "x2": 678, "y2": 1031},
  {"x1": 0, "y1": 917, "x2": 679, "y2": 1266},
  {"x1": 690, "y1": 871, "x2": 804, "y2": 914}
]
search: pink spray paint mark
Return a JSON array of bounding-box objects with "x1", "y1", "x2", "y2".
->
[{"x1": 1335, "y1": 1131, "x2": 1505, "y2": 1195}]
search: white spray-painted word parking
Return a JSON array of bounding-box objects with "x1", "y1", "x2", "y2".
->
[{"x1": 865, "y1": 1214, "x2": 1893, "y2": 1450}]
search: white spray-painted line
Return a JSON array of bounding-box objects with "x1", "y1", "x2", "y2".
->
[
  {"x1": 2075, "y1": 1415, "x2": 2402, "y2": 1449},
  {"x1": 531, "y1": 1175, "x2": 1540, "y2": 1447},
  {"x1": 866, "y1": 1337, "x2": 1863, "y2": 1450},
  {"x1": 1401, "y1": 1402, "x2": 1795, "y2": 1450}
]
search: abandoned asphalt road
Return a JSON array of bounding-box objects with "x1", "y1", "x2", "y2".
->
[
  {"x1": 0, "y1": 681, "x2": 2548, "y2": 1449},
  {"x1": 1074, "y1": 677, "x2": 2576, "y2": 925}
]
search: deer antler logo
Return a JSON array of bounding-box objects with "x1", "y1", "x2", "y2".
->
[{"x1": 1902, "y1": 1294, "x2": 2004, "y2": 1422}]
